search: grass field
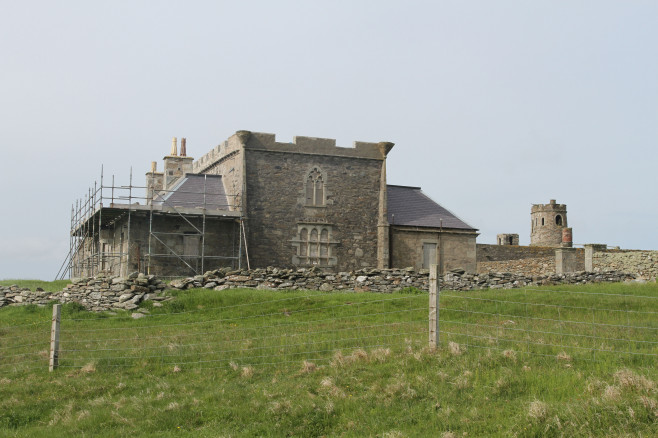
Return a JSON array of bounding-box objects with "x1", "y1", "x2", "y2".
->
[{"x1": 0, "y1": 281, "x2": 656, "y2": 437}]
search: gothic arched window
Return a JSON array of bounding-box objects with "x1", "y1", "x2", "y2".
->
[{"x1": 305, "y1": 168, "x2": 324, "y2": 206}]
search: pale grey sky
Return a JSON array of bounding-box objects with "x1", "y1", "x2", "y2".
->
[{"x1": 1, "y1": 1, "x2": 656, "y2": 279}]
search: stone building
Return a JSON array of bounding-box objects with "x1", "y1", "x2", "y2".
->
[
  {"x1": 530, "y1": 199, "x2": 572, "y2": 247},
  {"x1": 497, "y1": 234, "x2": 519, "y2": 246},
  {"x1": 68, "y1": 131, "x2": 478, "y2": 277}
]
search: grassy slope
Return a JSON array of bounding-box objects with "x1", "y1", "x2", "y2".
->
[
  {"x1": 0, "y1": 283, "x2": 656, "y2": 437},
  {"x1": 0, "y1": 279, "x2": 70, "y2": 292}
]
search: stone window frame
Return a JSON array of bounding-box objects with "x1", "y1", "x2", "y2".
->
[
  {"x1": 292, "y1": 224, "x2": 337, "y2": 267},
  {"x1": 304, "y1": 167, "x2": 326, "y2": 207}
]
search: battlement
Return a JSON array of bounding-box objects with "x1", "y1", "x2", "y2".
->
[
  {"x1": 192, "y1": 130, "x2": 393, "y2": 173},
  {"x1": 531, "y1": 199, "x2": 567, "y2": 213}
]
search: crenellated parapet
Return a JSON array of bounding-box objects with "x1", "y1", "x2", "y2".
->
[{"x1": 193, "y1": 131, "x2": 393, "y2": 173}]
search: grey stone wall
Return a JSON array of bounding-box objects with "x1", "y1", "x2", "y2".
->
[
  {"x1": 477, "y1": 244, "x2": 571, "y2": 262},
  {"x1": 194, "y1": 134, "x2": 245, "y2": 211},
  {"x1": 0, "y1": 273, "x2": 170, "y2": 312},
  {"x1": 477, "y1": 256, "x2": 555, "y2": 276},
  {"x1": 242, "y1": 145, "x2": 383, "y2": 271},
  {"x1": 391, "y1": 228, "x2": 477, "y2": 273},
  {"x1": 170, "y1": 266, "x2": 638, "y2": 292},
  {"x1": 593, "y1": 250, "x2": 658, "y2": 280}
]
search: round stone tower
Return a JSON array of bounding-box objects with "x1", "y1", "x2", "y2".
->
[{"x1": 530, "y1": 199, "x2": 568, "y2": 247}]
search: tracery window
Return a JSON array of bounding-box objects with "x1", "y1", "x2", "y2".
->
[
  {"x1": 305, "y1": 168, "x2": 324, "y2": 206},
  {"x1": 296, "y1": 226, "x2": 331, "y2": 265}
]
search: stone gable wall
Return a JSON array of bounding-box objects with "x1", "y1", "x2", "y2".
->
[{"x1": 244, "y1": 149, "x2": 382, "y2": 271}]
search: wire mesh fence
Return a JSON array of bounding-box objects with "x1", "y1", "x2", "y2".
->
[
  {"x1": 438, "y1": 287, "x2": 658, "y2": 365},
  {"x1": 1, "y1": 284, "x2": 656, "y2": 373}
]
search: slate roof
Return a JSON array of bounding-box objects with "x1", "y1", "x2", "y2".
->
[
  {"x1": 387, "y1": 185, "x2": 477, "y2": 231},
  {"x1": 156, "y1": 174, "x2": 230, "y2": 210}
]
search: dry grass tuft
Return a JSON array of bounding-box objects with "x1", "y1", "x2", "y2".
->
[
  {"x1": 172, "y1": 365, "x2": 181, "y2": 373},
  {"x1": 638, "y1": 395, "x2": 658, "y2": 418},
  {"x1": 381, "y1": 430, "x2": 405, "y2": 438},
  {"x1": 441, "y1": 432, "x2": 457, "y2": 438},
  {"x1": 330, "y1": 351, "x2": 346, "y2": 367},
  {"x1": 0, "y1": 378, "x2": 11, "y2": 384},
  {"x1": 269, "y1": 399, "x2": 292, "y2": 414},
  {"x1": 384, "y1": 375, "x2": 417, "y2": 401},
  {"x1": 556, "y1": 352, "x2": 572, "y2": 362},
  {"x1": 453, "y1": 375, "x2": 470, "y2": 390},
  {"x1": 371, "y1": 347, "x2": 391, "y2": 362},
  {"x1": 352, "y1": 349, "x2": 368, "y2": 361},
  {"x1": 241, "y1": 366, "x2": 254, "y2": 378},
  {"x1": 602, "y1": 385, "x2": 621, "y2": 402},
  {"x1": 448, "y1": 342, "x2": 463, "y2": 356},
  {"x1": 319, "y1": 377, "x2": 345, "y2": 398},
  {"x1": 80, "y1": 362, "x2": 96, "y2": 373},
  {"x1": 229, "y1": 361, "x2": 239, "y2": 371},
  {"x1": 614, "y1": 369, "x2": 655, "y2": 393},
  {"x1": 502, "y1": 349, "x2": 516, "y2": 361},
  {"x1": 166, "y1": 402, "x2": 180, "y2": 411},
  {"x1": 527, "y1": 400, "x2": 549, "y2": 421},
  {"x1": 331, "y1": 349, "x2": 370, "y2": 367},
  {"x1": 300, "y1": 361, "x2": 317, "y2": 374}
]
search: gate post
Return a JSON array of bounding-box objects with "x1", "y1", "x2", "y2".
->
[
  {"x1": 49, "y1": 304, "x2": 61, "y2": 371},
  {"x1": 429, "y1": 264, "x2": 439, "y2": 350}
]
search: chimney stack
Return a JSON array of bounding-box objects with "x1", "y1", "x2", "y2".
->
[
  {"x1": 151, "y1": 161, "x2": 157, "y2": 173},
  {"x1": 170, "y1": 137, "x2": 178, "y2": 156},
  {"x1": 180, "y1": 138, "x2": 187, "y2": 157}
]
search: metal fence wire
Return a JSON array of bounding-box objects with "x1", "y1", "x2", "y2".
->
[{"x1": 0, "y1": 268, "x2": 656, "y2": 373}]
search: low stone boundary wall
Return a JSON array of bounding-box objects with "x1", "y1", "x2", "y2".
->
[
  {"x1": 0, "y1": 273, "x2": 170, "y2": 312},
  {"x1": 170, "y1": 266, "x2": 638, "y2": 293},
  {"x1": 0, "y1": 267, "x2": 642, "y2": 312}
]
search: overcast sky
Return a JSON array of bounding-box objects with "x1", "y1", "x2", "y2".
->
[{"x1": 1, "y1": 1, "x2": 656, "y2": 280}]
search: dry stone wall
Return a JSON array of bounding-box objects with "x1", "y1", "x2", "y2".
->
[
  {"x1": 0, "y1": 273, "x2": 171, "y2": 313},
  {"x1": 0, "y1": 267, "x2": 643, "y2": 313},
  {"x1": 169, "y1": 266, "x2": 637, "y2": 293},
  {"x1": 593, "y1": 250, "x2": 658, "y2": 280}
]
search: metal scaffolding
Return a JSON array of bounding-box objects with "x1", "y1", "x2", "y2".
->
[{"x1": 57, "y1": 168, "x2": 245, "y2": 280}]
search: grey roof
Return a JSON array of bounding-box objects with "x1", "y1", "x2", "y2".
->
[
  {"x1": 157, "y1": 174, "x2": 230, "y2": 210},
  {"x1": 387, "y1": 185, "x2": 477, "y2": 231}
]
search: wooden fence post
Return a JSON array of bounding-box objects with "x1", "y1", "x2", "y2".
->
[
  {"x1": 429, "y1": 263, "x2": 439, "y2": 350},
  {"x1": 49, "y1": 304, "x2": 61, "y2": 371}
]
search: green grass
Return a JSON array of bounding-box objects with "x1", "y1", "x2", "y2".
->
[
  {"x1": 0, "y1": 282, "x2": 656, "y2": 437},
  {"x1": 0, "y1": 279, "x2": 70, "y2": 292}
]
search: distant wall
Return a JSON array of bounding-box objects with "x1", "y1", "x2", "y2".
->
[
  {"x1": 476, "y1": 244, "x2": 558, "y2": 262},
  {"x1": 476, "y1": 244, "x2": 585, "y2": 275},
  {"x1": 593, "y1": 250, "x2": 658, "y2": 280}
]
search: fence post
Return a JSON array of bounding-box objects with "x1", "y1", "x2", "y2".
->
[
  {"x1": 429, "y1": 263, "x2": 439, "y2": 350},
  {"x1": 49, "y1": 304, "x2": 61, "y2": 372}
]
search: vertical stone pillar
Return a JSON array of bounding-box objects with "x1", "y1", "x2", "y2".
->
[
  {"x1": 584, "y1": 244, "x2": 607, "y2": 272},
  {"x1": 555, "y1": 248, "x2": 577, "y2": 275},
  {"x1": 376, "y1": 142, "x2": 394, "y2": 269}
]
